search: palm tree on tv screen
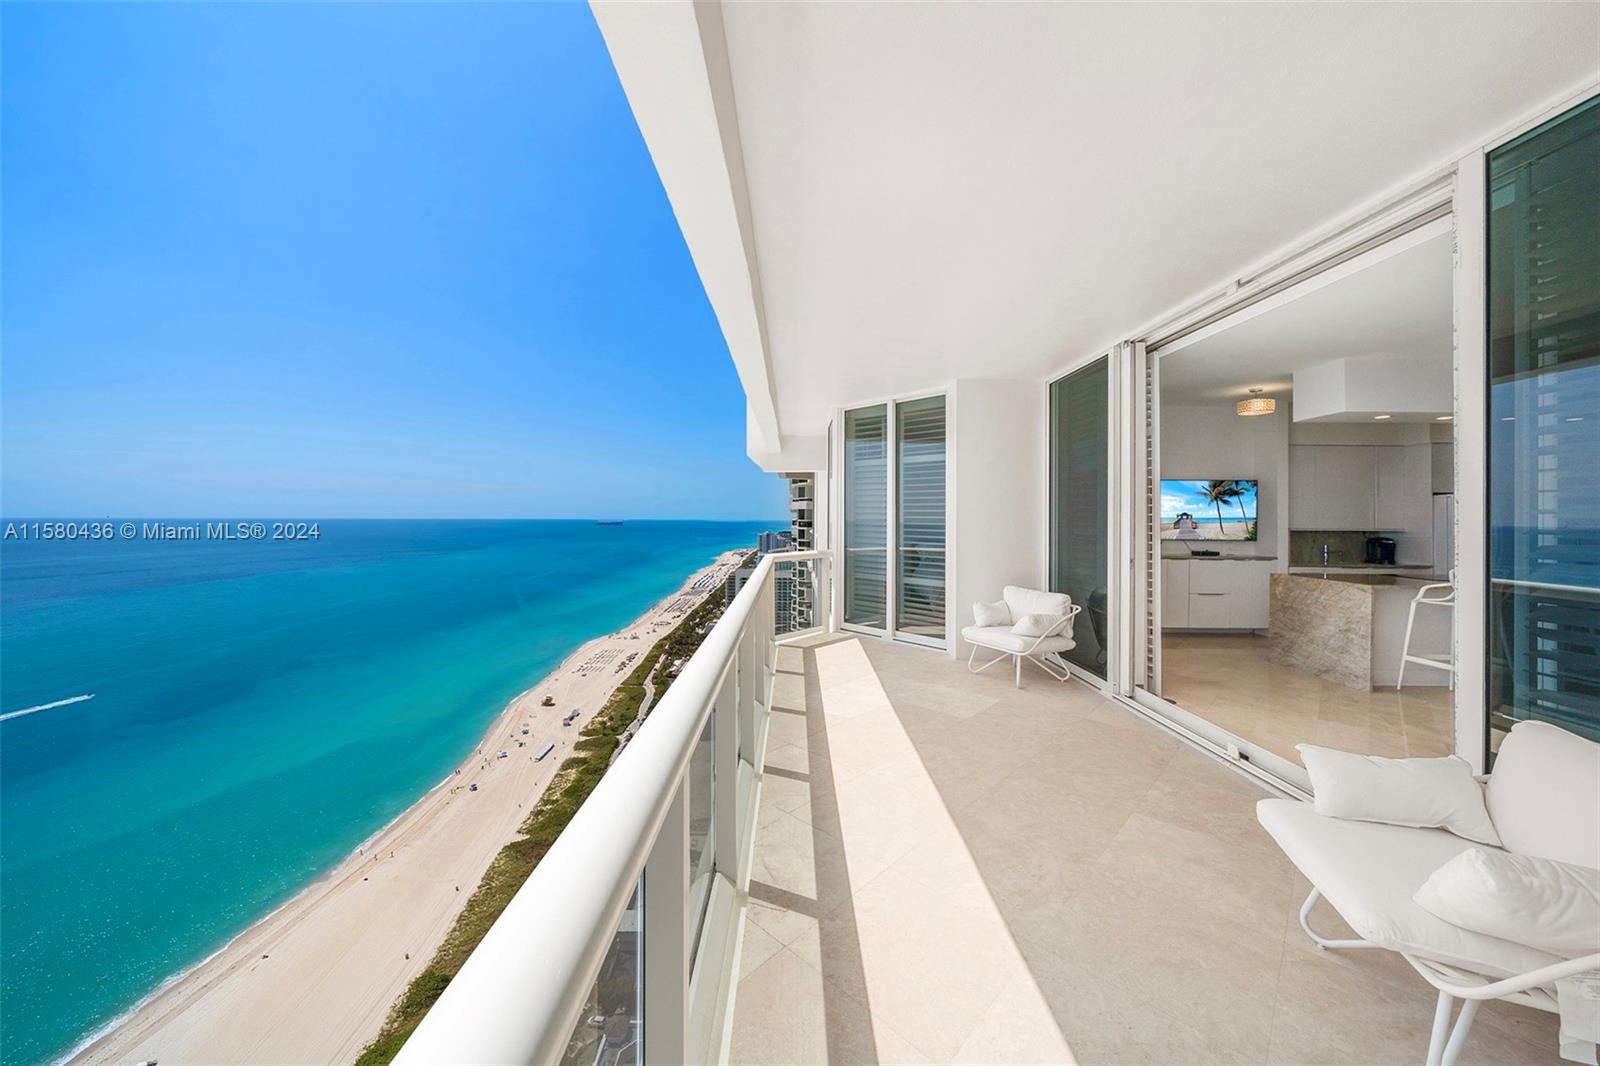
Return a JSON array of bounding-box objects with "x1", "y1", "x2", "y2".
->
[{"x1": 1201, "y1": 480, "x2": 1241, "y2": 535}]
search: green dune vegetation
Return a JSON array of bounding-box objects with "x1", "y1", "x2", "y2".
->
[{"x1": 356, "y1": 587, "x2": 736, "y2": 1065}]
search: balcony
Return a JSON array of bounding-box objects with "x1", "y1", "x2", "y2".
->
[
  {"x1": 396, "y1": 551, "x2": 1564, "y2": 1066},
  {"x1": 727, "y1": 634, "x2": 1565, "y2": 1065}
]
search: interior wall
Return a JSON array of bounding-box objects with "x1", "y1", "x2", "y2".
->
[
  {"x1": 951, "y1": 378, "x2": 1046, "y2": 657},
  {"x1": 1156, "y1": 403, "x2": 1290, "y2": 569}
]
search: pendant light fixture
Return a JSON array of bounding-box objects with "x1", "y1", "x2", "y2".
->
[{"x1": 1236, "y1": 387, "x2": 1276, "y2": 417}]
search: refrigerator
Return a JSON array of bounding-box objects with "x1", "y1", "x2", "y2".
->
[{"x1": 1432, "y1": 494, "x2": 1455, "y2": 580}]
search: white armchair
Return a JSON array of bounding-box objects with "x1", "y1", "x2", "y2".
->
[
  {"x1": 1258, "y1": 721, "x2": 1600, "y2": 1066},
  {"x1": 961, "y1": 585, "x2": 1081, "y2": 687}
]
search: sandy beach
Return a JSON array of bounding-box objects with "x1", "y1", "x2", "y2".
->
[{"x1": 69, "y1": 549, "x2": 749, "y2": 1066}]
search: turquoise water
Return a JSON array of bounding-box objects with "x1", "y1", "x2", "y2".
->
[{"x1": 0, "y1": 520, "x2": 770, "y2": 1065}]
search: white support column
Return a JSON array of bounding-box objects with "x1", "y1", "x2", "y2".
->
[
  {"x1": 1452, "y1": 153, "x2": 1489, "y2": 772},
  {"x1": 642, "y1": 782, "x2": 688, "y2": 1065}
]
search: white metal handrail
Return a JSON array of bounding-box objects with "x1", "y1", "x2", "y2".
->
[{"x1": 396, "y1": 549, "x2": 831, "y2": 1065}]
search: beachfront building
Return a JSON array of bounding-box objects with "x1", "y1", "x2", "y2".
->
[{"x1": 398, "y1": 5, "x2": 1600, "y2": 1065}]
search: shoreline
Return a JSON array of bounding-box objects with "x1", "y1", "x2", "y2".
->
[{"x1": 67, "y1": 548, "x2": 749, "y2": 1066}]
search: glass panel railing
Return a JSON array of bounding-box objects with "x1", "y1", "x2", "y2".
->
[
  {"x1": 559, "y1": 884, "x2": 641, "y2": 1066},
  {"x1": 687, "y1": 714, "x2": 715, "y2": 956}
]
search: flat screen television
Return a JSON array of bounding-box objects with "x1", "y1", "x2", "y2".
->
[{"x1": 1160, "y1": 479, "x2": 1258, "y2": 541}]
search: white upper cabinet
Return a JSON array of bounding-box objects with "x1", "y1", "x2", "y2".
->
[
  {"x1": 1315, "y1": 446, "x2": 1377, "y2": 530},
  {"x1": 1291, "y1": 441, "x2": 1433, "y2": 535}
]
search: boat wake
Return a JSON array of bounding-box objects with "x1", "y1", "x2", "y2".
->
[{"x1": 0, "y1": 693, "x2": 95, "y2": 723}]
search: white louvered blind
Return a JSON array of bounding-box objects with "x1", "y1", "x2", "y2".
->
[
  {"x1": 896, "y1": 396, "x2": 947, "y2": 639},
  {"x1": 844, "y1": 405, "x2": 888, "y2": 628}
]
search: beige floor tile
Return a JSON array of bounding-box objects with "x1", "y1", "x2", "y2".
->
[
  {"x1": 730, "y1": 635, "x2": 1523, "y2": 1066},
  {"x1": 1094, "y1": 812, "x2": 1295, "y2": 931},
  {"x1": 1267, "y1": 948, "x2": 1563, "y2": 1065},
  {"x1": 1050, "y1": 869, "x2": 1286, "y2": 1045}
]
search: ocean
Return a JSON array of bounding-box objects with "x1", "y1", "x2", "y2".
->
[{"x1": 0, "y1": 519, "x2": 772, "y2": 1065}]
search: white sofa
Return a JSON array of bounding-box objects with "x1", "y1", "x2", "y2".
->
[
  {"x1": 1258, "y1": 721, "x2": 1600, "y2": 1066},
  {"x1": 961, "y1": 585, "x2": 1081, "y2": 687}
]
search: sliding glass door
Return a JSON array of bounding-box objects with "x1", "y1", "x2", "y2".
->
[
  {"x1": 841, "y1": 395, "x2": 948, "y2": 646},
  {"x1": 1487, "y1": 95, "x2": 1600, "y2": 747},
  {"x1": 896, "y1": 396, "x2": 947, "y2": 643},
  {"x1": 1049, "y1": 359, "x2": 1110, "y2": 678},
  {"x1": 843, "y1": 405, "x2": 888, "y2": 629}
]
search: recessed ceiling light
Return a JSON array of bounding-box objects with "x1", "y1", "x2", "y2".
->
[
  {"x1": 1566, "y1": 416, "x2": 1585, "y2": 423},
  {"x1": 1436, "y1": 415, "x2": 1453, "y2": 422},
  {"x1": 1501, "y1": 416, "x2": 1516, "y2": 422},
  {"x1": 1373, "y1": 414, "x2": 1392, "y2": 420}
]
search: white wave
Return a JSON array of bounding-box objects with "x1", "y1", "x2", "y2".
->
[{"x1": 0, "y1": 693, "x2": 94, "y2": 723}]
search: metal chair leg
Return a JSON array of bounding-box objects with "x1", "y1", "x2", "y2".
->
[
  {"x1": 1298, "y1": 887, "x2": 1379, "y2": 950},
  {"x1": 1426, "y1": 990, "x2": 1454, "y2": 1066},
  {"x1": 1440, "y1": 998, "x2": 1479, "y2": 1066},
  {"x1": 1398, "y1": 598, "x2": 1418, "y2": 689}
]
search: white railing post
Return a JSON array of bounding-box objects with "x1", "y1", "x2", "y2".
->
[{"x1": 642, "y1": 780, "x2": 688, "y2": 1064}]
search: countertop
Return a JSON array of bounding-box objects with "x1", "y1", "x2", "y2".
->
[
  {"x1": 1277, "y1": 572, "x2": 1433, "y2": 587},
  {"x1": 1162, "y1": 554, "x2": 1279, "y2": 562},
  {"x1": 1287, "y1": 563, "x2": 1432, "y2": 571}
]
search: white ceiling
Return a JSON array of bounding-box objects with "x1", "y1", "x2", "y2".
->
[
  {"x1": 1159, "y1": 230, "x2": 1453, "y2": 409},
  {"x1": 596, "y1": 1, "x2": 1600, "y2": 451}
]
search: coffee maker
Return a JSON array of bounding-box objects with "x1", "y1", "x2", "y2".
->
[{"x1": 1364, "y1": 536, "x2": 1397, "y2": 565}]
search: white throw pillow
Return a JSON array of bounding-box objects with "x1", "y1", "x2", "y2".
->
[
  {"x1": 1011, "y1": 612, "x2": 1064, "y2": 638},
  {"x1": 1415, "y1": 848, "x2": 1600, "y2": 958},
  {"x1": 973, "y1": 600, "x2": 1011, "y2": 627},
  {"x1": 1297, "y1": 744, "x2": 1502, "y2": 846}
]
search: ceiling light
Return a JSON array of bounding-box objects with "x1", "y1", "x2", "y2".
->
[
  {"x1": 1436, "y1": 415, "x2": 1453, "y2": 422},
  {"x1": 1567, "y1": 416, "x2": 1585, "y2": 423},
  {"x1": 1501, "y1": 416, "x2": 1516, "y2": 422},
  {"x1": 1373, "y1": 414, "x2": 1392, "y2": 420},
  {"x1": 1236, "y1": 388, "x2": 1276, "y2": 417}
]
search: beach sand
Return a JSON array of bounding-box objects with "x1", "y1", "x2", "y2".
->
[{"x1": 70, "y1": 549, "x2": 749, "y2": 1066}]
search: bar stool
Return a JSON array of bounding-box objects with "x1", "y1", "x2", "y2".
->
[{"x1": 1398, "y1": 569, "x2": 1456, "y2": 690}]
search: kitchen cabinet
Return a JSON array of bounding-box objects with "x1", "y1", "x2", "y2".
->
[
  {"x1": 1291, "y1": 443, "x2": 1430, "y2": 533},
  {"x1": 1162, "y1": 559, "x2": 1190, "y2": 627},
  {"x1": 1162, "y1": 559, "x2": 1271, "y2": 630},
  {"x1": 1316, "y1": 447, "x2": 1377, "y2": 529}
]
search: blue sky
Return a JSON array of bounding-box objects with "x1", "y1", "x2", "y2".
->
[{"x1": 1, "y1": 2, "x2": 785, "y2": 520}]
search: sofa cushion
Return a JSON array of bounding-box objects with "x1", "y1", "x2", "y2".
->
[
  {"x1": 1296, "y1": 744, "x2": 1501, "y2": 846},
  {"x1": 1002, "y1": 585, "x2": 1071, "y2": 622},
  {"x1": 1414, "y1": 848, "x2": 1600, "y2": 959},
  {"x1": 972, "y1": 600, "x2": 1011, "y2": 627},
  {"x1": 1258, "y1": 798, "x2": 1563, "y2": 979},
  {"x1": 961, "y1": 624, "x2": 1074, "y2": 654},
  {"x1": 1486, "y1": 721, "x2": 1600, "y2": 867},
  {"x1": 1011, "y1": 612, "x2": 1066, "y2": 638}
]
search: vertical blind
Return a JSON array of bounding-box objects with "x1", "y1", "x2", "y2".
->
[
  {"x1": 1487, "y1": 95, "x2": 1600, "y2": 745},
  {"x1": 844, "y1": 405, "x2": 888, "y2": 628},
  {"x1": 896, "y1": 396, "x2": 947, "y2": 639}
]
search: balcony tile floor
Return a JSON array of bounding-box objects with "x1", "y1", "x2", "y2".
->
[{"x1": 726, "y1": 634, "x2": 1563, "y2": 1066}]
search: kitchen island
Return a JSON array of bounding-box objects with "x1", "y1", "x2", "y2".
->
[{"x1": 1268, "y1": 572, "x2": 1452, "y2": 689}]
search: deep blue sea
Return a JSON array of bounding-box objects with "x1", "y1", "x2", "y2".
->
[{"x1": 0, "y1": 519, "x2": 771, "y2": 1065}]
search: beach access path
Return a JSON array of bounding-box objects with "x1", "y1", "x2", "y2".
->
[{"x1": 71, "y1": 549, "x2": 749, "y2": 1066}]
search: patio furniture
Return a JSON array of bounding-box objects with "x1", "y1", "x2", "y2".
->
[
  {"x1": 961, "y1": 585, "x2": 1081, "y2": 687},
  {"x1": 1398, "y1": 569, "x2": 1457, "y2": 690},
  {"x1": 1258, "y1": 721, "x2": 1600, "y2": 1066}
]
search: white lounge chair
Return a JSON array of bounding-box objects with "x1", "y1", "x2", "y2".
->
[
  {"x1": 961, "y1": 585, "x2": 1081, "y2": 687},
  {"x1": 1258, "y1": 721, "x2": 1600, "y2": 1066}
]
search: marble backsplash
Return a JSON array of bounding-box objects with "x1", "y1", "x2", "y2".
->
[{"x1": 1289, "y1": 530, "x2": 1379, "y2": 566}]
